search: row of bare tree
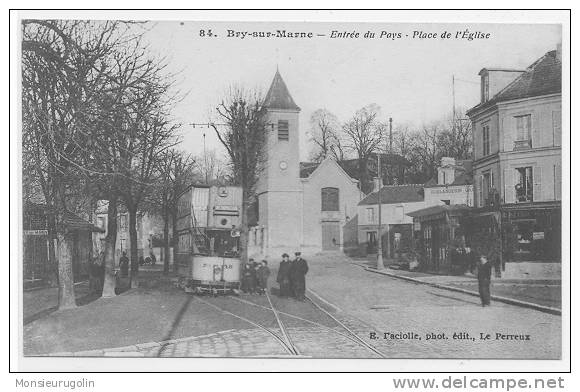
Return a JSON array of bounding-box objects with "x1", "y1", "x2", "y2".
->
[
  {"x1": 22, "y1": 20, "x2": 195, "y2": 309},
  {"x1": 308, "y1": 105, "x2": 473, "y2": 192}
]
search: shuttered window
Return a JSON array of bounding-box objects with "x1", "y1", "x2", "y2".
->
[
  {"x1": 554, "y1": 164, "x2": 562, "y2": 200},
  {"x1": 321, "y1": 187, "x2": 339, "y2": 211},
  {"x1": 553, "y1": 110, "x2": 562, "y2": 146},
  {"x1": 278, "y1": 120, "x2": 289, "y2": 141},
  {"x1": 482, "y1": 124, "x2": 490, "y2": 156},
  {"x1": 516, "y1": 115, "x2": 532, "y2": 141}
]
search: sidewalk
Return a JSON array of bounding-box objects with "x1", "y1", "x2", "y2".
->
[
  {"x1": 23, "y1": 281, "x2": 95, "y2": 325},
  {"x1": 23, "y1": 270, "x2": 254, "y2": 356},
  {"x1": 353, "y1": 259, "x2": 561, "y2": 314}
]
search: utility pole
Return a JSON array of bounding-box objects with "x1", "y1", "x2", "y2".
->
[
  {"x1": 376, "y1": 152, "x2": 384, "y2": 270},
  {"x1": 452, "y1": 75, "x2": 456, "y2": 134},
  {"x1": 389, "y1": 117, "x2": 393, "y2": 154},
  {"x1": 190, "y1": 122, "x2": 228, "y2": 184}
]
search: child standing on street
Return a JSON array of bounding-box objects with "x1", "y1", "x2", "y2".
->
[
  {"x1": 257, "y1": 260, "x2": 271, "y2": 295},
  {"x1": 241, "y1": 259, "x2": 257, "y2": 294}
]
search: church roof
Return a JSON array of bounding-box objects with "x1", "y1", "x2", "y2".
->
[{"x1": 264, "y1": 70, "x2": 300, "y2": 111}]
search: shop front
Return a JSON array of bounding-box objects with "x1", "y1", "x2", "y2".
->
[
  {"x1": 407, "y1": 205, "x2": 471, "y2": 273},
  {"x1": 501, "y1": 201, "x2": 561, "y2": 263}
]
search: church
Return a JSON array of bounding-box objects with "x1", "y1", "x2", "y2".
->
[{"x1": 250, "y1": 70, "x2": 363, "y2": 258}]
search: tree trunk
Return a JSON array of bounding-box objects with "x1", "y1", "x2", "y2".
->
[
  {"x1": 359, "y1": 157, "x2": 370, "y2": 194},
  {"x1": 101, "y1": 197, "x2": 118, "y2": 298},
  {"x1": 46, "y1": 213, "x2": 59, "y2": 288},
  {"x1": 128, "y1": 206, "x2": 139, "y2": 289},
  {"x1": 171, "y1": 206, "x2": 178, "y2": 274},
  {"x1": 56, "y1": 230, "x2": 76, "y2": 310},
  {"x1": 240, "y1": 196, "x2": 249, "y2": 263},
  {"x1": 163, "y1": 203, "x2": 170, "y2": 275}
]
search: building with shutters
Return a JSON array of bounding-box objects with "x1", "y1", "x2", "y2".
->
[
  {"x1": 251, "y1": 70, "x2": 363, "y2": 256},
  {"x1": 356, "y1": 183, "x2": 428, "y2": 257},
  {"x1": 466, "y1": 45, "x2": 562, "y2": 266}
]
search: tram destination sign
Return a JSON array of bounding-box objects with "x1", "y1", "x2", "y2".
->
[{"x1": 24, "y1": 229, "x2": 48, "y2": 236}]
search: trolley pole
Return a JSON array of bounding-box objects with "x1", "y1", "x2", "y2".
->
[{"x1": 376, "y1": 152, "x2": 384, "y2": 270}]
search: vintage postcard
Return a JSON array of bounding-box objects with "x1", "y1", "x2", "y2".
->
[{"x1": 11, "y1": 9, "x2": 570, "y2": 373}]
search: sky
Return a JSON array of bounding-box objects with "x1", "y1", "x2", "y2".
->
[{"x1": 140, "y1": 22, "x2": 561, "y2": 161}]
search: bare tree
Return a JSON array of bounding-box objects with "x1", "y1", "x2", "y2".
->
[
  {"x1": 22, "y1": 20, "x2": 130, "y2": 309},
  {"x1": 78, "y1": 27, "x2": 176, "y2": 296},
  {"x1": 193, "y1": 149, "x2": 230, "y2": 185},
  {"x1": 213, "y1": 86, "x2": 267, "y2": 263},
  {"x1": 342, "y1": 104, "x2": 384, "y2": 193},
  {"x1": 438, "y1": 109, "x2": 473, "y2": 160},
  {"x1": 308, "y1": 109, "x2": 341, "y2": 163},
  {"x1": 153, "y1": 149, "x2": 195, "y2": 275}
]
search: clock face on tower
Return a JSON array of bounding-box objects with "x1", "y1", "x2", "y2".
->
[{"x1": 279, "y1": 161, "x2": 288, "y2": 170}]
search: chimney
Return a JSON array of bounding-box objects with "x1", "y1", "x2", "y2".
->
[
  {"x1": 373, "y1": 177, "x2": 382, "y2": 193},
  {"x1": 479, "y1": 68, "x2": 525, "y2": 103},
  {"x1": 556, "y1": 43, "x2": 562, "y2": 61},
  {"x1": 438, "y1": 157, "x2": 456, "y2": 185}
]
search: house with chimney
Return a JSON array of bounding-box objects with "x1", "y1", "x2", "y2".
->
[{"x1": 465, "y1": 45, "x2": 562, "y2": 272}]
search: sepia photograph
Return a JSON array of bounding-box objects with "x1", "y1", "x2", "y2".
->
[{"x1": 11, "y1": 10, "x2": 570, "y2": 373}]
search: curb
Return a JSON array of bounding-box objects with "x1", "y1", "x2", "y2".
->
[
  {"x1": 50, "y1": 329, "x2": 239, "y2": 357},
  {"x1": 363, "y1": 266, "x2": 562, "y2": 316}
]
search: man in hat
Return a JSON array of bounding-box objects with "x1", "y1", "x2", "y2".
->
[
  {"x1": 290, "y1": 252, "x2": 309, "y2": 301},
  {"x1": 477, "y1": 255, "x2": 492, "y2": 307},
  {"x1": 276, "y1": 253, "x2": 292, "y2": 297}
]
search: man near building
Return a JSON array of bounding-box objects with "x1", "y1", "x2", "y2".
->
[
  {"x1": 477, "y1": 255, "x2": 492, "y2": 307},
  {"x1": 290, "y1": 252, "x2": 309, "y2": 301},
  {"x1": 276, "y1": 253, "x2": 292, "y2": 297},
  {"x1": 119, "y1": 251, "x2": 129, "y2": 278}
]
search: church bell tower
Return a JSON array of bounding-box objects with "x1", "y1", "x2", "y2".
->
[{"x1": 256, "y1": 70, "x2": 303, "y2": 254}]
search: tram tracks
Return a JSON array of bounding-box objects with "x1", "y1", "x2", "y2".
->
[
  {"x1": 228, "y1": 293, "x2": 387, "y2": 358},
  {"x1": 192, "y1": 294, "x2": 301, "y2": 356}
]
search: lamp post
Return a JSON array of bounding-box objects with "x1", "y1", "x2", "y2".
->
[{"x1": 376, "y1": 152, "x2": 384, "y2": 270}]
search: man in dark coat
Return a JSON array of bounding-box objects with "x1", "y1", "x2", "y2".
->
[
  {"x1": 290, "y1": 252, "x2": 309, "y2": 301},
  {"x1": 477, "y1": 255, "x2": 492, "y2": 307},
  {"x1": 119, "y1": 251, "x2": 129, "y2": 278},
  {"x1": 276, "y1": 253, "x2": 292, "y2": 297},
  {"x1": 241, "y1": 259, "x2": 257, "y2": 294}
]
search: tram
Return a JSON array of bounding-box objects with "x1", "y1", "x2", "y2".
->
[
  {"x1": 185, "y1": 255, "x2": 241, "y2": 295},
  {"x1": 175, "y1": 184, "x2": 243, "y2": 295}
]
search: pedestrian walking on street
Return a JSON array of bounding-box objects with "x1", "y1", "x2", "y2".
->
[
  {"x1": 290, "y1": 252, "x2": 309, "y2": 301},
  {"x1": 477, "y1": 255, "x2": 492, "y2": 307},
  {"x1": 257, "y1": 260, "x2": 270, "y2": 295},
  {"x1": 276, "y1": 253, "x2": 292, "y2": 297}
]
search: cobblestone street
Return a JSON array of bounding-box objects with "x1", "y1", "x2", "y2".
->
[
  {"x1": 24, "y1": 253, "x2": 561, "y2": 359},
  {"x1": 306, "y1": 253, "x2": 561, "y2": 359}
]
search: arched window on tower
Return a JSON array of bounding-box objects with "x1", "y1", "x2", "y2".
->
[{"x1": 321, "y1": 187, "x2": 339, "y2": 211}]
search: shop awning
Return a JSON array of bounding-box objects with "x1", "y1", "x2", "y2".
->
[{"x1": 407, "y1": 204, "x2": 471, "y2": 220}]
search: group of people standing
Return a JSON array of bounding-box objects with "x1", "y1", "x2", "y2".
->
[
  {"x1": 241, "y1": 259, "x2": 271, "y2": 295},
  {"x1": 276, "y1": 252, "x2": 309, "y2": 301},
  {"x1": 239, "y1": 252, "x2": 309, "y2": 301}
]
